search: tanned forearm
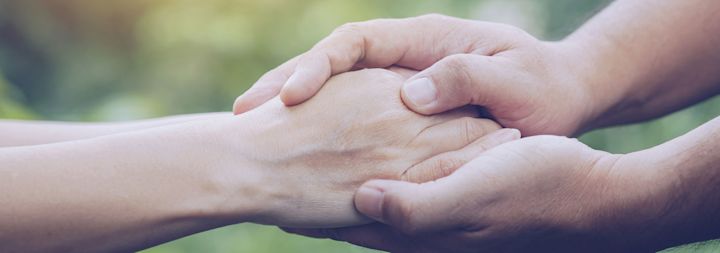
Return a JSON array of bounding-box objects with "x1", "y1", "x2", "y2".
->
[
  {"x1": 564, "y1": 0, "x2": 720, "y2": 132},
  {"x1": 0, "y1": 112, "x2": 229, "y2": 147},
  {"x1": 651, "y1": 116, "x2": 720, "y2": 250},
  {"x1": 613, "y1": 116, "x2": 720, "y2": 250}
]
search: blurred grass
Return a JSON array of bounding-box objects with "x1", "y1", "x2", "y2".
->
[
  {"x1": 1, "y1": 0, "x2": 718, "y2": 252},
  {"x1": 142, "y1": 224, "x2": 379, "y2": 253}
]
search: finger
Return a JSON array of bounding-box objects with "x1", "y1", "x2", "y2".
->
[
  {"x1": 354, "y1": 179, "x2": 465, "y2": 236},
  {"x1": 278, "y1": 52, "x2": 335, "y2": 106},
  {"x1": 278, "y1": 19, "x2": 402, "y2": 106},
  {"x1": 278, "y1": 14, "x2": 492, "y2": 106},
  {"x1": 411, "y1": 116, "x2": 501, "y2": 157},
  {"x1": 402, "y1": 128, "x2": 520, "y2": 183},
  {"x1": 282, "y1": 224, "x2": 414, "y2": 252},
  {"x1": 233, "y1": 55, "x2": 301, "y2": 114},
  {"x1": 353, "y1": 146, "x2": 518, "y2": 235},
  {"x1": 401, "y1": 54, "x2": 525, "y2": 116}
]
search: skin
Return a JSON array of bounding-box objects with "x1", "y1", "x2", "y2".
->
[
  {"x1": 290, "y1": 116, "x2": 720, "y2": 252},
  {"x1": 233, "y1": 1, "x2": 720, "y2": 137},
  {"x1": 234, "y1": 0, "x2": 720, "y2": 251},
  {"x1": 0, "y1": 68, "x2": 511, "y2": 253},
  {"x1": 0, "y1": 113, "x2": 229, "y2": 147}
]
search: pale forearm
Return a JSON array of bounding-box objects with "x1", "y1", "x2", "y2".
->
[
  {"x1": 0, "y1": 112, "x2": 230, "y2": 147},
  {"x1": 565, "y1": 0, "x2": 720, "y2": 131},
  {"x1": 0, "y1": 67, "x2": 487, "y2": 252},
  {"x1": 0, "y1": 116, "x2": 258, "y2": 253}
]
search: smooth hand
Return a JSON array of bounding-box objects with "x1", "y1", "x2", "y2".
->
[
  {"x1": 287, "y1": 135, "x2": 677, "y2": 252},
  {"x1": 233, "y1": 14, "x2": 599, "y2": 136}
]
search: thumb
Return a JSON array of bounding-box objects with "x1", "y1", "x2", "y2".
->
[
  {"x1": 354, "y1": 179, "x2": 460, "y2": 235},
  {"x1": 401, "y1": 54, "x2": 519, "y2": 115}
]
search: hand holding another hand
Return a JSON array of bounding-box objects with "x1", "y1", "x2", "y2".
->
[
  {"x1": 234, "y1": 14, "x2": 603, "y2": 136},
  {"x1": 288, "y1": 135, "x2": 677, "y2": 252},
  {"x1": 217, "y1": 68, "x2": 511, "y2": 228},
  {"x1": 236, "y1": 4, "x2": 720, "y2": 253}
]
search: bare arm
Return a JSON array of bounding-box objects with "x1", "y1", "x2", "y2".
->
[
  {"x1": 0, "y1": 69, "x2": 502, "y2": 253},
  {"x1": 0, "y1": 113, "x2": 229, "y2": 147},
  {"x1": 0, "y1": 118, "x2": 243, "y2": 252},
  {"x1": 235, "y1": 0, "x2": 720, "y2": 136},
  {"x1": 288, "y1": 117, "x2": 720, "y2": 252},
  {"x1": 569, "y1": 0, "x2": 720, "y2": 130},
  {"x1": 624, "y1": 115, "x2": 720, "y2": 249}
]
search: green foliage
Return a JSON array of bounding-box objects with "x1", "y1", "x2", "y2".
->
[
  {"x1": 0, "y1": 72, "x2": 35, "y2": 119},
  {"x1": 0, "y1": 0, "x2": 718, "y2": 252}
]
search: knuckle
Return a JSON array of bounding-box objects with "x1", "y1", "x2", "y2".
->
[
  {"x1": 461, "y1": 117, "x2": 491, "y2": 141},
  {"x1": 431, "y1": 157, "x2": 464, "y2": 178},
  {"x1": 324, "y1": 23, "x2": 368, "y2": 62},
  {"x1": 441, "y1": 55, "x2": 473, "y2": 82},
  {"x1": 497, "y1": 23, "x2": 536, "y2": 41},
  {"x1": 427, "y1": 55, "x2": 479, "y2": 105},
  {"x1": 333, "y1": 21, "x2": 365, "y2": 34},
  {"x1": 445, "y1": 54, "x2": 472, "y2": 67},
  {"x1": 460, "y1": 117, "x2": 475, "y2": 144},
  {"x1": 495, "y1": 23, "x2": 523, "y2": 33}
]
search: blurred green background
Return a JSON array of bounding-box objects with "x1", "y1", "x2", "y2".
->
[{"x1": 1, "y1": 0, "x2": 718, "y2": 252}]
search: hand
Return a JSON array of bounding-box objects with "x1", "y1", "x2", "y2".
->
[
  {"x1": 0, "y1": 68, "x2": 512, "y2": 253},
  {"x1": 286, "y1": 135, "x2": 676, "y2": 252},
  {"x1": 218, "y1": 68, "x2": 513, "y2": 228},
  {"x1": 233, "y1": 14, "x2": 600, "y2": 136}
]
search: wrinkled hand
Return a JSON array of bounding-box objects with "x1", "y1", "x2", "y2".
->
[
  {"x1": 286, "y1": 135, "x2": 672, "y2": 252},
  {"x1": 234, "y1": 14, "x2": 596, "y2": 136},
  {"x1": 227, "y1": 68, "x2": 513, "y2": 228}
]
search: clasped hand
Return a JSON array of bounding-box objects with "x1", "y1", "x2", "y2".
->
[
  {"x1": 235, "y1": 13, "x2": 695, "y2": 253},
  {"x1": 287, "y1": 136, "x2": 670, "y2": 252},
  {"x1": 225, "y1": 68, "x2": 509, "y2": 228}
]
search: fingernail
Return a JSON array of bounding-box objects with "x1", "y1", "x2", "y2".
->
[
  {"x1": 233, "y1": 93, "x2": 256, "y2": 114},
  {"x1": 232, "y1": 96, "x2": 244, "y2": 114},
  {"x1": 355, "y1": 185, "x2": 385, "y2": 221},
  {"x1": 280, "y1": 72, "x2": 305, "y2": 105},
  {"x1": 285, "y1": 72, "x2": 300, "y2": 87},
  {"x1": 403, "y1": 78, "x2": 437, "y2": 106}
]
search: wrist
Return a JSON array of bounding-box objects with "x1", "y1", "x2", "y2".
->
[
  {"x1": 557, "y1": 31, "x2": 647, "y2": 133},
  {"x1": 542, "y1": 38, "x2": 618, "y2": 135},
  {"x1": 569, "y1": 151, "x2": 673, "y2": 251},
  {"x1": 209, "y1": 109, "x2": 365, "y2": 227},
  {"x1": 188, "y1": 115, "x2": 281, "y2": 224},
  {"x1": 184, "y1": 112, "x2": 321, "y2": 226},
  {"x1": 140, "y1": 115, "x2": 275, "y2": 225}
]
